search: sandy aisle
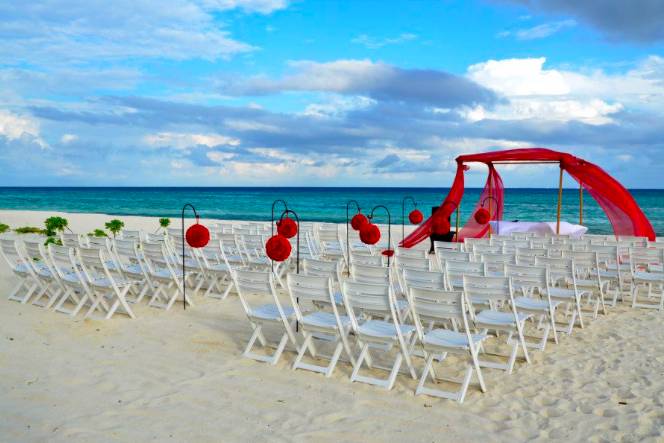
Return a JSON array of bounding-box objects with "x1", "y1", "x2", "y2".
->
[{"x1": 0, "y1": 211, "x2": 663, "y2": 442}]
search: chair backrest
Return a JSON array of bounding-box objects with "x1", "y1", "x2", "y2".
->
[
  {"x1": 463, "y1": 274, "x2": 514, "y2": 307},
  {"x1": 350, "y1": 252, "x2": 383, "y2": 267},
  {"x1": 472, "y1": 244, "x2": 503, "y2": 257},
  {"x1": 629, "y1": 247, "x2": 664, "y2": 274},
  {"x1": 433, "y1": 241, "x2": 465, "y2": 252},
  {"x1": 504, "y1": 264, "x2": 548, "y2": 295},
  {"x1": 342, "y1": 280, "x2": 394, "y2": 329},
  {"x1": 408, "y1": 287, "x2": 469, "y2": 338},
  {"x1": 396, "y1": 247, "x2": 427, "y2": 258},
  {"x1": 402, "y1": 268, "x2": 446, "y2": 291},
  {"x1": 303, "y1": 258, "x2": 343, "y2": 284},
  {"x1": 588, "y1": 244, "x2": 619, "y2": 267},
  {"x1": 0, "y1": 239, "x2": 21, "y2": 269},
  {"x1": 444, "y1": 260, "x2": 487, "y2": 290},
  {"x1": 535, "y1": 256, "x2": 574, "y2": 283},
  {"x1": 48, "y1": 243, "x2": 77, "y2": 276},
  {"x1": 87, "y1": 236, "x2": 112, "y2": 251},
  {"x1": 60, "y1": 232, "x2": 82, "y2": 248},
  {"x1": 435, "y1": 249, "x2": 471, "y2": 269},
  {"x1": 232, "y1": 269, "x2": 281, "y2": 316},
  {"x1": 350, "y1": 263, "x2": 390, "y2": 285},
  {"x1": 286, "y1": 273, "x2": 336, "y2": 320},
  {"x1": 394, "y1": 256, "x2": 431, "y2": 272},
  {"x1": 120, "y1": 230, "x2": 142, "y2": 242},
  {"x1": 142, "y1": 241, "x2": 175, "y2": 270},
  {"x1": 78, "y1": 247, "x2": 118, "y2": 287}
]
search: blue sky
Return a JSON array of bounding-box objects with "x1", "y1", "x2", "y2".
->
[{"x1": 1, "y1": 0, "x2": 663, "y2": 187}]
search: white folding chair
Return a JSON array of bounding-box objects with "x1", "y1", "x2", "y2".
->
[
  {"x1": 232, "y1": 269, "x2": 298, "y2": 365},
  {"x1": 535, "y1": 256, "x2": 587, "y2": 335},
  {"x1": 287, "y1": 273, "x2": 355, "y2": 377},
  {"x1": 342, "y1": 280, "x2": 417, "y2": 390},
  {"x1": 22, "y1": 240, "x2": 64, "y2": 309},
  {"x1": 444, "y1": 260, "x2": 486, "y2": 291},
  {"x1": 0, "y1": 239, "x2": 44, "y2": 304},
  {"x1": 629, "y1": 248, "x2": 664, "y2": 311},
  {"x1": 506, "y1": 264, "x2": 560, "y2": 351},
  {"x1": 463, "y1": 275, "x2": 531, "y2": 374},
  {"x1": 77, "y1": 247, "x2": 137, "y2": 319},
  {"x1": 49, "y1": 244, "x2": 91, "y2": 316},
  {"x1": 409, "y1": 287, "x2": 488, "y2": 403},
  {"x1": 141, "y1": 242, "x2": 191, "y2": 310}
]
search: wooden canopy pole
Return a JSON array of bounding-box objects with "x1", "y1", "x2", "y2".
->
[
  {"x1": 579, "y1": 182, "x2": 584, "y2": 225},
  {"x1": 556, "y1": 167, "x2": 563, "y2": 234},
  {"x1": 455, "y1": 205, "x2": 460, "y2": 242}
]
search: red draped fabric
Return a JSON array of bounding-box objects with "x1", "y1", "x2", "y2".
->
[{"x1": 401, "y1": 148, "x2": 655, "y2": 247}]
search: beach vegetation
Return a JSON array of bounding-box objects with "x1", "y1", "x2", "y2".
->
[
  {"x1": 157, "y1": 217, "x2": 171, "y2": 233},
  {"x1": 14, "y1": 226, "x2": 46, "y2": 234},
  {"x1": 0, "y1": 223, "x2": 9, "y2": 234},
  {"x1": 89, "y1": 229, "x2": 108, "y2": 237},
  {"x1": 44, "y1": 237, "x2": 62, "y2": 246},
  {"x1": 44, "y1": 216, "x2": 70, "y2": 236},
  {"x1": 105, "y1": 219, "x2": 125, "y2": 238}
]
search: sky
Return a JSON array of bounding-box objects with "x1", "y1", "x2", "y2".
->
[{"x1": 0, "y1": 0, "x2": 663, "y2": 188}]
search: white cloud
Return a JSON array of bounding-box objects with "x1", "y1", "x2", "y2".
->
[
  {"x1": 464, "y1": 56, "x2": 664, "y2": 124},
  {"x1": 199, "y1": 0, "x2": 288, "y2": 14},
  {"x1": 144, "y1": 132, "x2": 240, "y2": 149},
  {"x1": 0, "y1": 110, "x2": 47, "y2": 148},
  {"x1": 302, "y1": 95, "x2": 376, "y2": 119},
  {"x1": 61, "y1": 134, "x2": 78, "y2": 144},
  {"x1": 499, "y1": 19, "x2": 576, "y2": 40},
  {"x1": 351, "y1": 33, "x2": 418, "y2": 49}
]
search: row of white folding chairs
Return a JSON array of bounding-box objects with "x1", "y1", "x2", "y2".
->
[
  {"x1": 233, "y1": 263, "x2": 581, "y2": 403},
  {"x1": 0, "y1": 238, "x2": 138, "y2": 319}
]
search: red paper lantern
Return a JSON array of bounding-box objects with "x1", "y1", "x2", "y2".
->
[
  {"x1": 359, "y1": 223, "x2": 381, "y2": 245},
  {"x1": 474, "y1": 208, "x2": 491, "y2": 225},
  {"x1": 381, "y1": 249, "x2": 394, "y2": 257},
  {"x1": 276, "y1": 217, "x2": 298, "y2": 239},
  {"x1": 186, "y1": 222, "x2": 210, "y2": 248},
  {"x1": 351, "y1": 213, "x2": 368, "y2": 231},
  {"x1": 408, "y1": 209, "x2": 423, "y2": 224},
  {"x1": 431, "y1": 214, "x2": 450, "y2": 235},
  {"x1": 265, "y1": 234, "x2": 292, "y2": 262}
]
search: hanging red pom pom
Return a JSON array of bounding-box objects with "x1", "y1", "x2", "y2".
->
[
  {"x1": 408, "y1": 209, "x2": 423, "y2": 224},
  {"x1": 186, "y1": 222, "x2": 210, "y2": 248},
  {"x1": 381, "y1": 249, "x2": 394, "y2": 257},
  {"x1": 474, "y1": 208, "x2": 491, "y2": 225},
  {"x1": 431, "y1": 214, "x2": 450, "y2": 235},
  {"x1": 276, "y1": 217, "x2": 298, "y2": 239},
  {"x1": 265, "y1": 234, "x2": 292, "y2": 261},
  {"x1": 359, "y1": 223, "x2": 381, "y2": 245},
  {"x1": 351, "y1": 213, "x2": 368, "y2": 231}
]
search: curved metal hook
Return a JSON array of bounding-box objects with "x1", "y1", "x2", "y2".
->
[
  {"x1": 181, "y1": 203, "x2": 200, "y2": 310},
  {"x1": 368, "y1": 205, "x2": 392, "y2": 267}
]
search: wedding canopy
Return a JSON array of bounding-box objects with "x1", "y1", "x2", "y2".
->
[{"x1": 401, "y1": 148, "x2": 655, "y2": 247}]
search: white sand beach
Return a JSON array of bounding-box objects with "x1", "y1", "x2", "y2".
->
[{"x1": 1, "y1": 210, "x2": 663, "y2": 442}]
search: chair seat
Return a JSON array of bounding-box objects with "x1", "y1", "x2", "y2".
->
[
  {"x1": 548, "y1": 287, "x2": 588, "y2": 299},
  {"x1": 207, "y1": 263, "x2": 232, "y2": 272},
  {"x1": 476, "y1": 309, "x2": 529, "y2": 326},
  {"x1": 514, "y1": 296, "x2": 561, "y2": 311},
  {"x1": 423, "y1": 329, "x2": 487, "y2": 349},
  {"x1": 575, "y1": 279, "x2": 599, "y2": 287},
  {"x1": 90, "y1": 277, "x2": 134, "y2": 288},
  {"x1": 122, "y1": 264, "x2": 144, "y2": 275},
  {"x1": 249, "y1": 303, "x2": 295, "y2": 321},
  {"x1": 633, "y1": 271, "x2": 664, "y2": 282},
  {"x1": 357, "y1": 320, "x2": 414, "y2": 339},
  {"x1": 151, "y1": 268, "x2": 183, "y2": 279},
  {"x1": 598, "y1": 270, "x2": 619, "y2": 279},
  {"x1": 301, "y1": 311, "x2": 350, "y2": 330}
]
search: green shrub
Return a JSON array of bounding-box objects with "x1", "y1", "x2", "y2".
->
[
  {"x1": 89, "y1": 229, "x2": 108, "y2": 237},
  {"x1": 44, "y1": 237, "x2": 62, "y2": 246},
  {"x1": 44, "y1": 216, "x2": 69, "y2": 236},
  {"x1": 0, "y1": 223, "x2": 9, "y2": 234},
  {"x1": 14, "y1": 226, "x2": 46, "y2": 234},
  {"x1": 105, "y1": 219, "x2": 125, "y2": 238}
]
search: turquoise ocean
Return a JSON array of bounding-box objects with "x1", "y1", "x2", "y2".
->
[{"x1": 0, "y1": 187, "x2": 662, "y2": 235}]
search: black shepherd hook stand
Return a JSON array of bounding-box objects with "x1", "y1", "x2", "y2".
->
[
  {"x1": 345, "y1": 199, "x2": 361, "y2": 271},
  {"x1": 278, "y1": 208, "x2": 300, "y2": 331},
  {"x1": 401, "y1": 196, "x2": 417, "y2": 243},
  {"x1": 277, "y1": 208, "x2": 301, "y2": 274},
  {"x1": 441, "y1": 200, "x2": 459, "y2": 241},
  {"x1": 181, "y1": 203, "x2": 199, "y2": 310},
  {"x1": 271, "y1": 199, "x2": 288, "y2": 271},
  {"x1": 368, "y1": 205, "x2": 392, "y2": 267}
]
